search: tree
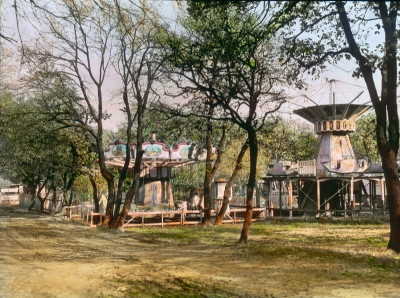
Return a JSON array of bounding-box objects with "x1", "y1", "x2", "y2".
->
[
  {"x1": 159, "y1": 2, "x2": 289, "y2": 242},
  {"x1": 261, "y1": 118, "x2": 317, "y2": 162},
  {"x1": 215, "y1": 137, "x2": 248, "y2": 225},
  {"x1": 148, "y1": 100, "x2": 230, "y2": 226},
  {"x1": 282, "y1": 1, "x2": 400, "y2": 251},
  {"x1": 0, "y1": 91, "x2": 88, "y2": 212},
  {"x1": 19, "y1": 0, "x2": 118, "y2": 223},
  {"x1": 111, "y1": 0, "x2": 164, "y2": 229},
  {"x1": 351, "y1": 113, "x2": 379, "y2": 162}
]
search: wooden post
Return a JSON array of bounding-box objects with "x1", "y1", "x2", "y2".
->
[
  {"x1": 350, "y1": 177, "x2": 354, "y2": 218},
  {"x1": 161, "y1": 210, "x2": 164, "y2": 228},
  {"x1": 269, "y1": 180, "x2": 273, "y2": 217},
  {"x1": 350, "y1": 177, "x2": 354, "y2": 205},
  {"x1": 256, "y1": 182, "x2": 261, "y2": 208},
  {"x1": 344, "y1": 180, "x2": 348, "y2": 218},
  {"x1": 279, "y1": 180, "x2": 282, "y2": 216},
  {"x1": 181, "y1": 210, "x2": 184, "y2": 226},
  {"x1": 316, "y1": 178, "x2": 320, "y2": 212},
  {"x1": 372, "y1": 180, "x2": 376, "y2": 217},
  {"x1": 288, "y1": 179, "x2": 293, "y2": 219},
  {"x1": 234, "y1": 209, "x2": 236, "y2": 223},
  {"x1": 380, "y1": 178, "x2": 385, "y2": 214},
  {"x1": 369, "y1": 180, "x2": 372, "y2": 217}
]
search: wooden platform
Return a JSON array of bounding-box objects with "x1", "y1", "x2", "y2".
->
[
  {"x1": 63, "y1": 205, "x2": 266, "y2": 228},
  {"x1": 123, "y1": 207, "x2": 266, "y2": 228}
]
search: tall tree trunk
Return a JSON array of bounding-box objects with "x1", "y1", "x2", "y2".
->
[
  {"x1": 113, "y1": 106, "x2": 133, "y2": 221},
  {"x1": 36, "y1": 180, "x2": 50, "y2": 213},
  {"x1": 27, "y1": 183, "x2": 36, "y2": 211},
  {"x1": 381, "y1": 147, "x2": 400, "y2": 251},
  {"x1": 89, "y1": 173, "x2": 99, "y2": 212},
  {"x1": 68, "y1": 188, "x2": 74, "y2": 206},
  {"x1": 336, "y1": 1, "x2": 400, "y2": 252},
  {"x1": 239, "y1": 130, "x2": 258, "y2": 243},
  {"x1": 202, "y1": 116, "x2": 227, "y2": 226},
  {"x1": 113, "y1": 86, "x2": 133, "y2": 221},
  {"x1": 113, "y1": 150, "x2": 144, "y2": 229},
  {"x1": 216, "y1": 139, "x2": 248, "y2": 225},
  {"x1": 50, "y1": 184, "x2": 57, "y2": 216},
  {"x1": 99, "y1": 131, "x2": 116, "y2": 227},
  {"x1": 96, "y1": 102, "x2": 116, "y2": 227},
  {"x1": 63, "y1": 175, "x2": 75, "y2": 206},
  {"x1": 103, "y1": 177, "x2": 115, "y2": 226},
  {"x1": 39, "y1": 199, "x2": 45, "y2": 213},
  {"x1": 114, "y1": 175, "x2": 125, "y2": 220},
  {"x1": 202, "y1": 119, "x2": 214, "y2": 226},
  {"x1": 113, "y1": 112, "x2": 145, "y2": 229}
]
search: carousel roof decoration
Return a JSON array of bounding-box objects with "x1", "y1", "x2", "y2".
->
[{"x1": 104, "y1": 134, "x2": 208, "y2": 172}]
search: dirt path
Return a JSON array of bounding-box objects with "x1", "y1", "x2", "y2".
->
[{"x1": 1, "y1": 206, "x2": 400, "y2": 297}]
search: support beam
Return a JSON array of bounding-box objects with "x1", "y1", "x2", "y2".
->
[
  {"x1": 350, "y1": 177, "x2": 354, "y2": 209},
  {"x1": 288, "y1": 179, "x2": 293, "y2": 219},
  {"x1": 380, "y1": 178, "x2": 385, "y2": 214},
  {"x1": 316, "y1": 178, "x2": 320, "y2": 211},
  {"x1": 279, "y1": 180, "x2": 282, "y2": 216}
]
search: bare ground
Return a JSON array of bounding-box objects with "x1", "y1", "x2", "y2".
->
[{"x1": 1, "y1": 206, "x2": 400, "y2": 298}]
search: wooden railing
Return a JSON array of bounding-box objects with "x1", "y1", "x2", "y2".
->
[{"x1": 298, "y1": 159, "x2": 316, "y2": 176}]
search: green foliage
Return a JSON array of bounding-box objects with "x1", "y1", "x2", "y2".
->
[
  {"x1": 350, "y1": 113, "x2": 379, "y2": 162},
  {"x1": 217, "y1": 119, "x2": 317, "y2": 185},
  {"x1": 157, "y1": 2, "x2": 290, "y2": 132},
  {"x1": 0, "y1": 83, "x2": 89, "y2": 192},
  {"x1": 145, "y1": 102, "x2": 216, "y2": 146},
  {"x1": 73, "y1": 173, "x2": 107, "y2": 202},
  {"x1": 261, "y1": 118, "x2": 317, "y2": 162}
]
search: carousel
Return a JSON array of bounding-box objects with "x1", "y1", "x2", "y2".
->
[{"x1": 105, "y1": 133, "x2": 206, "y2": 211}]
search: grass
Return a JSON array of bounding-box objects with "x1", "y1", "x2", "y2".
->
[
  {"x1": 124, "y1": 219, "x2": 392, "y2": 247},
  {"x1": 127, "y1": 224, "x2": 243, "y2": 245},
  {"x1": 113, "y1": 220, "x2": 400, "y2": 296},
  {"x1": 116, "y1": 277, "x2": 237, "y2": 298}
]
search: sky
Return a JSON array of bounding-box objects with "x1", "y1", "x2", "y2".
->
[{"x1": 0, "y1": 1, "x2": 392, "y2": 132}]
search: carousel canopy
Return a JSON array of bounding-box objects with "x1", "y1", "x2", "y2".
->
[
  {"x1": 104, "y1": 140, "x2": 213, "y2": 170},
  {"x1": 294, "y1": 104, "x2": 371, "y2": 123}
]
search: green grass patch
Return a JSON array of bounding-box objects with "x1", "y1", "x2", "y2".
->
[
  {"x1": 341, "y1": 270, "x2": 364, "y2": 278},
  {"x1": 116, "y1": 277, "x2": 238, "y2": 297},
  {"x1": 365, "y1": 237, "x2": 387, "y2": 247},
  {"x1": 366, "y1": 256, "x2": 400, "y2": 271},
  {"x1": 128, "y1": 225, "x2": 242, "y2": 245}
]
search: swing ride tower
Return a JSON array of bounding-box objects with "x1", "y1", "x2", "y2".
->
[{"x1": 262, "y1": 80, "x2": 386, "y2": 217}]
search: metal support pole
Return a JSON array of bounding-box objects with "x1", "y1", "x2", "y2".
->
[
  {"x1": 350, "y1": 177, "x2": 354, "y2": 206},
  {"x1": 279, "y1": 180, "x2": 282, "y2": 216},
  {"x1": 350, "y1": 177, "x2": 354, "y2": 218},
  {"x1": 380, "y1": 178, "x2": 385, "y2": 215},
  {"x1": 369, "y1": 180, "x2": 372, "y2": 217},
  {"x1": 316, "y1": 179, "x2": 320, "y2": 212},
  {"x1": 256, "y1": 182, "x2": 261, "y2": 208},
  {"x1": 344, "y1": 181, "x2": 347, "y2": 218},
  {"x1": 288, "y1": 179, "x2": 293, "y2": 219}
]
